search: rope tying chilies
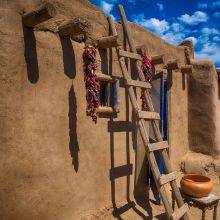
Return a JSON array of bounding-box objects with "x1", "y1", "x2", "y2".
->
[
  {"x1": 141, "y1": 53, "x2": 155, "y2": 110},
  {"x1": 82, "y1": 46, "x2": 100, "y2": 123}
]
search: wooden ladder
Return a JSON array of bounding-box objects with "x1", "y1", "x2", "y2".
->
[{"x1": 100, "y1": 5, "x2": 189, "y2": 220}]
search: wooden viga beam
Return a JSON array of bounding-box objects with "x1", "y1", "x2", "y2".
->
[
  {"x1": 22, "y1": 3, "x2": 56, "y2": 27},
  {"x1": 164, "y1": 59, "x2": 179, "y2": 70},
  {"x1": 96, "y1": 72, "x2": 114, "y2": 82},
  {"x1": 58, "y1": 18, "x2": 90, "y2": 38},
  {"x1": 58, "y1": 20, "x2": 80, "y2": 38},
  {"x1": 151, "y1": 54, "x2": 165, "y2": 65},
  {"x1": 180, "y1": 65, "x2": 193, "y2": 74},
  {"x1": 97, "y1": 35, "x2": 120, "y2": 49}
]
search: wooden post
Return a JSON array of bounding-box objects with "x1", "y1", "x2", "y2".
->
[
  {"x1": 22, "y1": 3, "x2": 56, "y2": 27},
  {"x1": 108, "y1": 16, "x2": 117, "y2": 36}
]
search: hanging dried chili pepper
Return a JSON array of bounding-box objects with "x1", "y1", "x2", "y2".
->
[
  {"x1": 82, "y1": 46, "x2": 100, "y2": 123},
  {"x1": 141, "y1": 53, "x2": 155, "y2": 110}
]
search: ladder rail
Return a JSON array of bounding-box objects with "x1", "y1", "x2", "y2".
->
[
  {"x1": 118, "y1": 40, "x2": 174, "y2": 219},
  {"x1": 108, "y1": 10, "x2": 189, "y2": 219},
  {"x1": 117, "y1": 6, "x2": 189, "y2": 220},
  {"x1": 108, "y1": 15, "x2": 173, "y2": 218}
]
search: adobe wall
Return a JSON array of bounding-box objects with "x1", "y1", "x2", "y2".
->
[
  {"x1": 0, "y1": 0, "x2": 189, "y2": 219},
  {"x1": 181, "y1": 45, "x2": 220, "y2": 179},
  {"x1": 188, "y1": 63, "x2": 220, "y2": 156}
]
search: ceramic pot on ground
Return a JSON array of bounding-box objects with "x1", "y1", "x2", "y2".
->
[{"x1": 180, "y1": 174, "x2": 213, "y2": 198}]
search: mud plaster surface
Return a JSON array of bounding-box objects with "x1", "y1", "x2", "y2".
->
[{"x1": 0, "y1": 0, "x2": 219, "y2": 219}]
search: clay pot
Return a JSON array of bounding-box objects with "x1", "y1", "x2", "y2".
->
[{"x1": 180, "y1": 174, "x2": 213, "y2": 198}]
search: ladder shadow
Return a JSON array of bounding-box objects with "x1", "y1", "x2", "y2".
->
[
  {"x1": 108, "y1": 88, "x2": 153, "y2": 219},
  {"x1": 108, "y1": 37, "x2": 154, "y2": 219},
  {"x1": 108, "y1": 102, "x2": 153, "y2": 219},
  {"x1": 130, "y1": 56, "x2": 154, "y2": 218}
]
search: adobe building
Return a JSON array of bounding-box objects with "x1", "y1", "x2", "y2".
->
[{"x1": 0, "y1": 0, "x2": 219, "y2": 219}]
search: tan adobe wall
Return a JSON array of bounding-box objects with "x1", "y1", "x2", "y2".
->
[{"x1": 0, "y1": 0, "x2": 197, "y2": 219}]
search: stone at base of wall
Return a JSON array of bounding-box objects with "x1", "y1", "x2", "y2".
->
[{"x1": 181, "y1": 152, "x2": 220, "y2": 180}]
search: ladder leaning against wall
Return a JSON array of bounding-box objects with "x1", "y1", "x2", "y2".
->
[{"x1": 97, "y1": 5, "x2": 190, "y2": 220}]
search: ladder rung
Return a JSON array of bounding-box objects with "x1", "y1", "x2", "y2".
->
[
  {"x1": 119, "y1": 50, "x2": 142, "y2": 60},
  {"x1": 126, "y1": 79, "x2": 151, "y2": 89},
  {"x1": 138, "y1": 111, "x2": 160, "y2": 120},
  {"x1": 148, "y1": 141, "x2": 168, "y2": 152},
  {"x1": 159, "y1": 171, "x2": 179, "y2": 185},
  {"x1": 171, "y1": 203, "x2": 189, "y2": 220}
]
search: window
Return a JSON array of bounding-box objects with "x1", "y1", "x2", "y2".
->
[{"x1": 96, "y1": 73, "x2": 120, "y2": 116}]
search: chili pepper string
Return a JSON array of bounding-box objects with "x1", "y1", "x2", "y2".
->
[
  {"x1": 141, "y1": 53, "x2": 155, "y2": 110},
  {"x1": 82, "y1": 46, "x2": 100, "y2": 123}
]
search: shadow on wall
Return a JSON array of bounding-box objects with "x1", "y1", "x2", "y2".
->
[
  {"x1": 108, "y1": 83, "x2": 153, "y2": 219},
  {"x1": 22, "y1": 24, "x2": 39, "y2": 83},
  {"x1": 60, "y1": 37, "x2": 76, "y2": 79},
  {"x1": 69, "y1": 85, "x2": 79, "y2": 172},
  {"x1": 23, "y1": 26, "x2": 76, "y2": 82}
]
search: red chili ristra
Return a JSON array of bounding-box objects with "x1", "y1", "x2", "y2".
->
[
  {"x1": 82, "y1": 46, "x2": 100, "y2": 123},
  {"x1": 141, "y1": 53, "x2": 155, "y2": 110}
]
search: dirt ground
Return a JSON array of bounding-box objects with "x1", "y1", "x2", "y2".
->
[{"x1": 79, "y1": 176, "x2": 220, "y2": 220}]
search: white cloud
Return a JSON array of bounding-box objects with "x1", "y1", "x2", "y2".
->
[
  {"x1": 198, "y1": 3, "x2": 208, "y2": 9},
  {"x1": 197, "y1": 33, "x2": 210, "y2": 44},
  {"x1": 178, "y1": 11, "x2": 208, "y2": 25},
  {"x1": 196, "y1": 42, "x2": 220, "y2": 63},
  {"x1": 197, "y1": 1, "x2": 220, "y2": 9},
  {"x1": 213, "y1": 36, "x2": 220, "y2": 42},
  {"x1": 171, "y1": 22, "x2": 184, "y2": 32},
  {"x1": 101, "y1": 1, "x2": 114, "y2": 15},
  {"x1": 201, "y1": 27, "x2": 220, "y2": 35},
  {"x1": 157, "y1": 3, "x2": 164, "y2": 12},
  {"x1": 185, "y1": 36, "x2": 198, "y2": 45},
  {"x1": 162, "y1": 32, "x2": 185, "y2": 45},
  {"x1": 133, "y1": 15, "x2": 169, "y2": 35}
]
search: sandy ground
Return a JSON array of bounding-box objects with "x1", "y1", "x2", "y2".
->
[{"x1": 79, "y1": 176, "x2": 220, "y2": 220}]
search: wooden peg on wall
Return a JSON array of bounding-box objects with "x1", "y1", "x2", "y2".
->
[
  {"x1": 151, "y1": 54, "x2": 165, "y2": 65},
  {"x1": 97, "y1": 35, "x2": 120, "y2": 49},
  {"x1": 164, "y1": 59, "x2": 179, "y2": 70},
  {"x1": 180, "y1": 65, "x2": 193, "y2": 74}
]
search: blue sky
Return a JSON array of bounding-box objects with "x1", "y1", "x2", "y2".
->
[{"x1": 91, "y1": 0, "x2": 220, "y2": 67}]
